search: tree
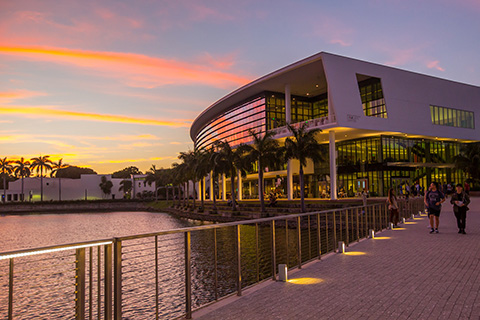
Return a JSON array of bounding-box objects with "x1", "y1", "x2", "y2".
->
[
  {"x1": 30, "y1": 155, "x2": 53, "y2": 201},
  {"x1": 145, "y1": 165, "x2": 161, "y2": 201},
  {"x1": 239, "y1": 129, "x2": 281, "y2": 215},
  {"x1": 0, "y1": 157, "x2": 13, "y2": 203},
  {"x1": 50, "y1": 158, "x2": 69, "y2": 201},
  {"x1": 455, "y1": 142, "x2": 480, "y2": 186},
  {"x1": 284, "y1": 123, "x2": 325, "y2": 213},
  {"x1": 56, "y1": 166, "x2": 97, "y2": 179},
  {"x1": 216, "y1": 140, "x2": 247, "y2": 212},
  {"x1": 112, "y1": 166, "x2": 142, "y2": 179},
  {"x1": 178, "y1": 150, "x2": 205, "y2": 211},
  {"x1": 119, "y1": 179, "x2": 132, "y2": 198},
  {"x1": 99, "y1": 176, "x2": 113, "y2": 199},
  {"x1": 13, "y1": 157, "x2": 30, "y2": 202}
]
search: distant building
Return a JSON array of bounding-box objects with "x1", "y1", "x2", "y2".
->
[
  {"x1": 2, "y1": 174, "x2": 155, "y2": 202},
  {"x1": 190, "y1": 52, "x2": 480, "y2": 199}
]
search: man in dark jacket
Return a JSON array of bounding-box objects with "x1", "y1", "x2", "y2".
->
[{"x1": 450, "y1": 183, "x2": 470, "y2": 234}]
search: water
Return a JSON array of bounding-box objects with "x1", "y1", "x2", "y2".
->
[
  {"x1": 0, "y1": 211, "x2": 197, "y2": 252},
  {"x1": 0, "y1": 211, "x2": 324, "y2": 319}
]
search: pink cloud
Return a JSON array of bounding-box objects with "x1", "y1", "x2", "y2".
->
[
  {"x1": 311, "y1": 16, "x2": 354, "y2": 47},
  {"x1": 0, "y1": 45, "x2": 252, "y2": 89},
  {"x1": 427, "y1": 60, "x2": 445, "y2": 72}
]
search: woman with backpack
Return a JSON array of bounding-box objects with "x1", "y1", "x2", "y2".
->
[
  {"x1": 387, "y1": 188, "x2": 399, "y2": 228},
  {"x1": 450, "y1": 183, "x2": 470, "y2": 234}
]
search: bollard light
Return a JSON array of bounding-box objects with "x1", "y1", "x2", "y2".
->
[
  {"x1": 337, "y1": 241, "x2": 345, "y2": 253},
  {"x1": 369, "y1": 229, "x2": 375, "y2": 239},
  {"x1": 402, "y1": 217, "x2": 406, "y2": 224},
  {"x1": 411, "y1": 213, "x2": 415, "y2": 220},
  {"x1": 389, "y1": 222, "x2": 394, "y2": 229},
  {"x1": 278, "y1": 264, "x2": 288, "y2": 282},
  {"x1": 418, "y1": 211, "x2": 422, "y2": 215}
]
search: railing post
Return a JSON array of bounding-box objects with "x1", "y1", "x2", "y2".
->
[
  {"x1": 285, "y1": 218, "x2": 289, "y2": 267},
  {"x1": 271, "y1": 220, "x2": 276, "y2": 281},
  {"x1": 104, "y1": 244, "x2": 112, "y2": 320},
  {"x1": 345, "y1": 209, "x2": 349, "y2": 246},
  {"x1": 356, "y1": 208, "x2": 360, "y2": 242},
  {"x1": 97, "y1": 247, "x2": 101, "y2": 320},
  {"x1": 113, "y1": 239, "x2": 122, "y2": 320},
  {"x1": 185, "y1": 232, "x2": 192, "y2": 319},
  {"x1": 89, "y1": 247, "x2": 93, "y2": 320},
  {"x1": 214, "y1": 228, "x2": 218, "y2": 300},
  {"x1": 155, "y1": 236, "x2": 159, "y2": 320},
  {"x1": 307, "y1": 216, "x2": 311, "y2": 260},
  {"x1": 8, "y1": 258, "x2": 13, "y2": 320},
  {"x1": 255, "y1": 223, "x2": 259, "y2": 283},
  {"x1": 325, "y1": 213, "x2": 329, "y2": 252},
  {"x1": 297, "y1": 216, "x2": 302, "y2": 269},
  {"x1": 333, "y1": 211, "x2": 337, "y2": 251},
  {"x1": 75, "y1": 248, "x2": 86, "y2": 320},
  {"x1": 317, "y1": 213, "x2": 321, "y2": 259},
  {"x1": 373, "y1": 206, "x2": 376, "y2": 231},
  {"x1": 236, "y1": 225, "x2": 242, "y2": 296}
]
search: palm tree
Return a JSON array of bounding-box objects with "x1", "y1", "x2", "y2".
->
[
  {"x1": 239, "y1": 129, "x2": 282, "y2": 215},
  {"x1": 119, "y1": 179, "x2": 132, "y2": 198},
  {"x1": 455, "y1": 142, "x2": 480, "y2": 185},
  {"x1": 13, "y1": 157, "x2": 31, "y2": 202},
  {"x1": 178, "y1": 149, "x2": 204, "y2": 211},
  {"x1": 0, "y1": 157, "x2": 13, "y2": 203},
  {"x1": 50, "y1": 158, "x2": 69, "y2": 201},
  {"x1": 172, "y1": 162, "x2": 187, "y2": 207},
  {"x1": 30, "y1": 155, "x2": 53, "y2": 201},
  {"x1": 146, "y1": 165, "x2": 161, "y2": 201},
  {"x1": 284, "y1": 123, "x2": 325, "y2": 213},
  {"x1": 216, "y1": 140, "x2": 247, "y2": 212}
]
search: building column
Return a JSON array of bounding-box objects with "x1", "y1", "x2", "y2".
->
[
  {"x1": 285, "y1": 84, "x2": 291, "y2": 124},
  {"x1": 221, "y1": 174, "x2": 226, "y2": 201},
  {"x1": 329, "y1": 130, "x2": 337, "y2": 200},
  {"x1": 287, "y1": 159, "x2": 293, "y2": 200},
  {"x1": 249, "y1": 181, "x2": 252, "y2": 197},
  {"x1": 209, "y1": 171, "x2": 214, "y2": 201},
  {"x1": 237, "y1": 170, "x2": 243, "y2": 201},
  {"x1": 197, "y1": 179, "x2": 202, "y2": 201}
]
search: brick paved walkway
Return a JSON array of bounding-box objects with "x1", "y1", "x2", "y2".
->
[{"x1": 194, "y1": 198, "x2": 480, "y2": 320}]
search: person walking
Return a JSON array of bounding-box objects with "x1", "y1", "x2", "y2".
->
[
  {"x1": 450, "y1": 183, "x2": 470, "y2": 234},
  {"x1": 387, "y1": 188, "x2": 399, "y2": 228},
  {"x1": 424, "y1": 182, "x2": 446, "y2": 234}
]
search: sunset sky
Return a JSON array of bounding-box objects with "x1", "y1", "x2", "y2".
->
[{"x1": 1, "y1": 0, "x2": 480, "y2": 174}]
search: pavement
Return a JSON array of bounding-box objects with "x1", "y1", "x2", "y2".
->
[{"x1": 193, "y1": 197, "x2": 480, "y2": 320}]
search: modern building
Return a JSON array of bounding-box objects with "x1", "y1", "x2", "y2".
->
[{"x1": 191, "y1": 52, "x2": 479, "y2": 199}]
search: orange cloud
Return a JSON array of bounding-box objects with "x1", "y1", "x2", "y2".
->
[
  {"x1": 426, "y1": 60, "x2": 445, "y2": 72},
  {"x1": 0, "y1": 105, "x2": 191, "y2": 127},
  {"x1": 0, "y1": 90, "x2": 47, "y2": 102},
  {"x1": 0, "y1": 45, "x2": 252, "y2": 89},
  {"x1": 97, "y1": 156, "x2": 175, "y2": 164}
]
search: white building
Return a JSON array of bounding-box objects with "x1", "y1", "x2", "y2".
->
[
  {"x1": 190, "y1": 52, "x2": 480, "y2": 199},
  {"x1": 3, "y1": 174, "x2": 155, "y2": 202}
]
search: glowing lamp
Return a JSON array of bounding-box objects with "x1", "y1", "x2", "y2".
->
[
  {"x1": 389, "y1": 222, "x2": 394, "y2": 229},
  {"x1": 402, "y1": 217, "x2": 406, "y2": 224},
  {"x1": 411, "y1": 213, "x2": 415, "y2": 220},
  {"x1": 369, "y1": 229, "x2": 375, "y2": 239},
  {"x1": 278, "y1": 264, "x2": 288, "y2": 282},
  {"x1": 337, "y1": 241, "x2": 345, "y2": 253}
]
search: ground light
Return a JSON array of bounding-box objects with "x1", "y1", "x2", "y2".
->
[
  {"x1": 373, "y1": 237, "x2": 391, "y2": 240},
  {"x1": 288, "y1": 278, "x2": 323, "y2": 285},
  {"x1": 404, "y1": 222, "x2": 417, "y2": 225},
  {"x1": 391, "y1": 228, "x2": 406, "y2": 230},
  {"x1": 343, "y1": 252, "x2": 366, "y2": 256}
]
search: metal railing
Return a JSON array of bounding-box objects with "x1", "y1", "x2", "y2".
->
[{"x1": 0, "y1": 198, "x2": 424, "y2": 319}]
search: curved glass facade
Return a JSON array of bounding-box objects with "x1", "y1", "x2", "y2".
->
[{"x1": 195, "y1": 95, "x2": 266, "y2": 150}]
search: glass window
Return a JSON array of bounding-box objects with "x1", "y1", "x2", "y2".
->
[
  {"x1": 357, "y1": 76, "x2": 388, "y2": 118},
  {"x1": 430, "y1": 105, "x2": 475, "y2": 129}
]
